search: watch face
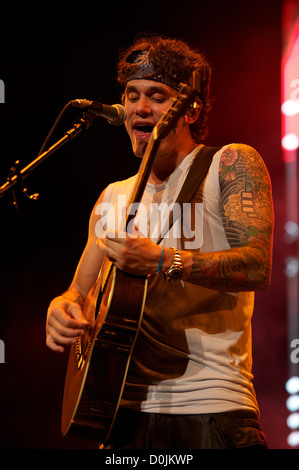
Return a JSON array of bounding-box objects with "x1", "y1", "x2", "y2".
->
[{"x1": 166, "y1": 268, "x2": 183, "y2": 282}]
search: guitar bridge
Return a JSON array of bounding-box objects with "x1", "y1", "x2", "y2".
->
[
  {"x1": 74, "y1": 336, "x2": 83, "y2": 368},
  {"x1": 74, "y1": 335, "x2": 92, "y2": 369}
]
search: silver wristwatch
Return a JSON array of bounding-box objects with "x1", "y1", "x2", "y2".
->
[{"x1": 164, "y1": 247, "x2": 183, "y2": 282}]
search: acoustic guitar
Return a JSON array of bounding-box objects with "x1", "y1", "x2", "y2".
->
[{"x1": 61, "y1": 72, "x2": 201, "y2": 446}]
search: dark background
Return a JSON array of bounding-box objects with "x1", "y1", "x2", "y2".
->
[{"x1": 0, "y1": 0, "x2": 292, "y2": 449}]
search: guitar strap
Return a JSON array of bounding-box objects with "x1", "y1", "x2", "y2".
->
[{"x1": 155, "y1": 145, "x2": 221, "y2": 246}]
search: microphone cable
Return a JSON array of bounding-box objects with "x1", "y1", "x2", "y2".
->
[{"x1": 37, "y1": 100, "x2": 73, "y2": 157}]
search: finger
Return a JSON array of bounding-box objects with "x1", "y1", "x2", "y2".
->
[
  {"x1": 47, "y1": 316, "x2": 85, "y2": 339},
  {"x1": 50, "y1": 298, "x2": 89, "y2": 328},
  {"x1": 105, "y1": 230, "x2": 127, "y2": 242},
  {"x1": 46, "y1": 327, "x2": 81, "y2": 355},
  {"x1": 46, "y1": 334, "x2": 67, "y2": 353},
  {"x1": 96, "y1": 237, "x2": 121, "y2": 260},
  {"x1": 128, "y1": 225, "x2": 146, "y2": 238},
  {"x1": 64, "y1": 302, "x2": 89, "y2": 327},
  {"x1": 96, "y1": 237, "x2": 105, "y2": 253},
  {"x1": 47, "y1": 305, "x2": 89, "y2": 350},
  {"x1": 46, "y1": 317, "x2": 85, "y2": 352},
  {"x1": 49, "y1": 308, "x2": 79, "y2": 329},
  {"x1": 47, "y1": 323, "x2": 79, "y2": 342}
]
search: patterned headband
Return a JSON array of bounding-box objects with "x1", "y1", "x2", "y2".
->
[{"x1": 127, "y1": 50, "x2": 181, "y2": 90}]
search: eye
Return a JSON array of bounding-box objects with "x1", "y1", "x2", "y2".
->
[
  {"x1": 127, "y1": 92, "x2": 139, "y2": 102},
  {"x1": 150, "y1": 93, "x2": 166, "y2": 103}
]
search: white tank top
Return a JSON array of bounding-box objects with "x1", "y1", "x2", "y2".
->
[{"x1": 99, "y1": 145, "x2": 259, "y2": 415}]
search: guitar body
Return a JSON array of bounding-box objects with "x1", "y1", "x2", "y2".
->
[{"x1": 61, "y1": 262, "x2": 148, "y2": 445}]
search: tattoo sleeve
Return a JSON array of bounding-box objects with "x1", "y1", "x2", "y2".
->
[{"x1": 187, "y1": 144, "x2": 274, "y2": 291}]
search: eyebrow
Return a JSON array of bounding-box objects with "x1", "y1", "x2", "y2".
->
[{"x1": 125, "y1": 84, "x2": 172, "y2": 96}]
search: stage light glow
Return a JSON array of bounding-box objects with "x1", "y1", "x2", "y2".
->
[
  {"x1": 285, "y1": 221, "x2": 299, "y2": 243},
  {"x1": 285, "y1": 257, "x2": 299, "y2": 277},
  {"x1": 282, "y1": 99, "x2": 299, "y2": 116},
  {"x1": 285, "y1": 221, "x2": 299, "y2": 236},
  {"x1": 287, "y1": 395, "x2": 299, "y2": 412},
  {"x1": 287, "y1": 413, "x2": 299, "y2": 429},
  {"x1": 286, "y1": 376, "x2": 299, "y2": 394},
  {"x1": 287, "y1": 431, "x2": 299, "y2": 447},
  {"x1": 281, "y1": 133, "x2": 299, "y2": 151}
]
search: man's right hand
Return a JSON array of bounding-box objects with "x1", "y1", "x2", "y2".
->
[{"x1": 46, "y1": 295, "x2": 89, "y2": 353}]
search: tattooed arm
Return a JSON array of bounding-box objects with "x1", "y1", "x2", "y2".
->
[{"x1": 182, "y1": 144, "x2": 274, "y2": 291}]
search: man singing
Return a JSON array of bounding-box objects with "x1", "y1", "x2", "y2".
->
[{"x1": 46, "y1": 34, "x2": 273, "y2": 449}]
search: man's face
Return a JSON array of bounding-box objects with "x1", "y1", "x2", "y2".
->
[{"x1": 123, "y1": 79, "x2": 181, "y2": 158}]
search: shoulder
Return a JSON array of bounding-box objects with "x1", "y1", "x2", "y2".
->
[
  {"x1": 218, "y1": 143, "x2": 268, "y2": 165},
  {"x1": 219, "y1": 143, "x2": 263, "y2": 166},
  {"x1": 103, "y1": 174, "x2": 138, "y2": 200},
  {"x1": 88, "y1": 174, "x2": 138, "y2": 240},
  {"x1": 90, "y1": 174, "x2": 138, "y2": 210},
  {"x1": 218, "y1": 143, "x2": 270, "y2": 185}
]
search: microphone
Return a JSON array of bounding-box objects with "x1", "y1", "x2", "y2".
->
[{"x1": 71, "y1": 99, "x2": 126, "y2": 126}]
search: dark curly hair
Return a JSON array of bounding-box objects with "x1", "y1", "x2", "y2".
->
[{"x1": 117, "y1": 34, "x2": 212, "y2": 142}]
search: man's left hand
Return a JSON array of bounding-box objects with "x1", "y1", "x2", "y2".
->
[{"x1": 96, "y1": 229, "x2": 164, "y2": 276}]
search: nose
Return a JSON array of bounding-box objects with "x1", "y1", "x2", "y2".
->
[{"x1": 135, "y1": 97, "x2": 152, "y2": 117}]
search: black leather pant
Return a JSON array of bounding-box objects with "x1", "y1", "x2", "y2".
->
[{"x1": 107, "y1": 408, "x2": 268, "y2": 449}]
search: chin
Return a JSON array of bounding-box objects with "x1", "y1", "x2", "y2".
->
[
  {"x1": 133, "y1": 142, "x2": 148, "y2": 158},
  {"x1": 133, "y1": 152, "x2": 143, "y2": 159}
]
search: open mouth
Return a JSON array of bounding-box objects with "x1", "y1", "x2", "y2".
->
[{"x1": 133, "y1": 124, "x2": 155, "y2": 137}]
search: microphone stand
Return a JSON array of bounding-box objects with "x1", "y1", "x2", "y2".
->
[{"x1": 0, "y1": 113, "x2": 94, "y2": 210}]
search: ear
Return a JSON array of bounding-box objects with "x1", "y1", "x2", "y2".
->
[{"x1": 184, "y1": 99, "x2": 202, "y2": 125}]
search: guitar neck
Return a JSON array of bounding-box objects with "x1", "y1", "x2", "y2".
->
[{"x1": 125, "y1": 133, "x2": 160, "y2": 230}]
